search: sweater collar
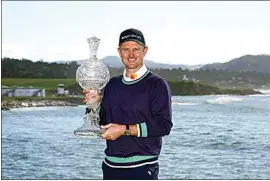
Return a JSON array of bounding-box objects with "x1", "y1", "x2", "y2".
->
[{"x1": 123, "y1": 64, "x2": 148, "y2": 82}]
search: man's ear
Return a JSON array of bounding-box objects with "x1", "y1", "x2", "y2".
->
[
  {"x1": 117, "y1": 47, "x2": 121, "y2": 56},
  {"x1": 143, "y1": 46, "x2": 148, "y2": 56}
]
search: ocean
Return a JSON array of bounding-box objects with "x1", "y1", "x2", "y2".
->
[{"x1": 2, "y1": 95, "x2": 270, "y2": 179}]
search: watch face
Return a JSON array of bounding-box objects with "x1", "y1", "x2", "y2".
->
[{"x1": 124, "y1": 130, "x2": 130, "y2": 136}]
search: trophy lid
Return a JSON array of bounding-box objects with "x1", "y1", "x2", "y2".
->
[{"x1": 87, "y1": 37, "x2": 100, "y2": 58}]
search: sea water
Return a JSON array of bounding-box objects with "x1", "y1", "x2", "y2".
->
[{"x1": 2, "y1": 95, "x2": 270, "y2": 179}]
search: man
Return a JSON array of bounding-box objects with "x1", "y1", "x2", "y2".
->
[{"x1": 83, "y1": 28, "x2": 173, "y2": 180}]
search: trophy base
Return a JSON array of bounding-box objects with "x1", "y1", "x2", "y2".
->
[
  {"x1": 73, "y1": 128, "x2": 102, "y2": 138},
  {"x1": 74, "y1": 107, "x2": 103, "y2": 138}
]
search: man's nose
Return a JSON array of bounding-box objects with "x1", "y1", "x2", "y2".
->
[{"x1": 128, "y1": 52, "x2": 135, "y2": 57}]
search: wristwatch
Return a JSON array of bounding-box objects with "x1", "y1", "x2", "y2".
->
[{"x1": 123, "y1": 125, "x2": 131, "y2": 136}]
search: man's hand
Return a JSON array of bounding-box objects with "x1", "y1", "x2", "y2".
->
[
  {"x1": 83, "y1": 89, "x2": 101, "y2": 107},
  {"x1": 101, "y1": 123, "x2": 126, "y2": 140}
]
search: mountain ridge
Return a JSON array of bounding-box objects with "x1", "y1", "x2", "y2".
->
[
  {"x1": 54, "y1": 56, "x2": 204, "y2": 70},
  {"x1": 201, "y1": 54, "x2": 270, "y2": 73},
  {"x1": 53, "y1": 54, "x2": 270, "y2": 72}
]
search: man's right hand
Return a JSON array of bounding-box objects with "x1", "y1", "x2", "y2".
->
[{"x1": 82, "y1": 89, "x2": 102, "y2": 104}]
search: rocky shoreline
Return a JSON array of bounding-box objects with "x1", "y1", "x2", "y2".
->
[{"x1": 1, "y1": 100, "x2": 79, "y2": 111}]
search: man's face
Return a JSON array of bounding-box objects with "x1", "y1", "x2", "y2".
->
[{"x1": 118, "y1": 41, "x2": 148, "y2": 70}]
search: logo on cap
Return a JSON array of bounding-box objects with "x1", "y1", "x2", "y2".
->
[{"x1": 121, "y1": 34, "x2": 142, "y2": 40}]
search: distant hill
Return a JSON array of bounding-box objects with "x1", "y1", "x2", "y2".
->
[
  {"x1": 54, "y1": 56, "x2": 204, "y2": 70},
  {"x1": 3, "y1": 56, "x2": 270, "y2": 89},
  {"x1": 49, "y1": 54, "x2": 270, "y2": 73},
  {"x1": 201, "y1": 54, "x2": 270, "y2": 73}
]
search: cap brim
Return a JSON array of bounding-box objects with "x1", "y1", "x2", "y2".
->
[{"x1": 119, "y1": 39, "x2": 146, "y2": 47}]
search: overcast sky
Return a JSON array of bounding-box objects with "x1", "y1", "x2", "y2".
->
[{"x1": 2, "y1": 1, "x2": 270, "y2": 65}]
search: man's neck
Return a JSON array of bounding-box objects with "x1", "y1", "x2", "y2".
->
[{"x1": 125, "y1": 65, "x2": 143, "y2": 77}]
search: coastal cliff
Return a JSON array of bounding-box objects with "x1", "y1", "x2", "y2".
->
[
  {"x1": 1, "y1": 80, "x2": 262, "y2": 111},
  {"x1": 1, "y1": 97, "x2": 82, "y2": 110}
]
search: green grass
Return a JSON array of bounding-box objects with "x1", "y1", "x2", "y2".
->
[
  {"x1": 1, "y1": 78, "x2": 260, "y2": 96},
  {"x1": 1, "y1": 78, "x2": 77, "y2": 91}
]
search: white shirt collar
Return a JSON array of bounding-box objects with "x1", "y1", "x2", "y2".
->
[{"x1": 123, "y1": 64, "x2": 148, "y2": 82}]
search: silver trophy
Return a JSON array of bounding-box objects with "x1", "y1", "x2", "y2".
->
[{"x1": 74, "y1": 36, "x2": 110, "y2": 138}]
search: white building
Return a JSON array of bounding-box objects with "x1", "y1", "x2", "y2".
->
[
  {"x1": 182, "y1": 75, "x2": 189, "y2": 81},
  {"x1": 57, "y1": 84, "x2": 65, "y2": 95},
  {"x1": 1, "y1": 87, "x2": 46, "y2": 97}
]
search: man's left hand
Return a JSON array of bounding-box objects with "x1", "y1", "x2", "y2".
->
[{"x1": 101, "y1": 123, "x2": 125, "y2": 140}]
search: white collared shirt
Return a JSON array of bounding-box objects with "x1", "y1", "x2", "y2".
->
[{"x1": 123, "y1": 64, "x2": 148, "y2": 82}]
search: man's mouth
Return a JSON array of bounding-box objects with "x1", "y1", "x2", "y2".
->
[{"x1": 128, "y1": 58, "x2": 136, "y2": 62}]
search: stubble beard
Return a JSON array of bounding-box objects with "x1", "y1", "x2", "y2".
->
[{"x1": 126, "y1": 63, "x2": 139, "y2": 70}]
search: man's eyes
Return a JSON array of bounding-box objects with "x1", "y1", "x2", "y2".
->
[{"x1": 122, "y1": 48, "x2": 140, "y2": 52}]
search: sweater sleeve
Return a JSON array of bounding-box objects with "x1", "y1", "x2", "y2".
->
[
  {"x1": 99, "y1": 81, "x2": 111, "y2": 126},
  {"x1": 137, "y1": 78, "x2": 173, "y2": 137}
]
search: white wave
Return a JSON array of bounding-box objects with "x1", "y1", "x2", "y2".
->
[
  {"x1": 78, "y1": 105, "x2": 87, "y2": 108},
  {"x1": 254, "y1": 89, "x2": 270, "y2": 94},
  {"x1": 9, "y1": 106, "x2": 68, "y2": 112},
  {"x1": 249, "y1": 94, "x2": 270, "y2": 97},
  {"x1": 172, "y1": 102, "x2": 198, "y2": 106},
  {"x1": 206, "y1": 96, "x2": 243, "y2": 105}
]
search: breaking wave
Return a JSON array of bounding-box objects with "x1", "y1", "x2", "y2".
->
[
  {"x1": 249, "y1": 94, "x2": 270, "y2": 97},
  {"x1": 254, "y1": 89, "x2": 270, "y2": 95},
  {"x1": 206, "y1": 96, "x2": 243, "y2": 105},
  {"x1": 172, "y1": 102, "x2": 198, "y2": 106}
]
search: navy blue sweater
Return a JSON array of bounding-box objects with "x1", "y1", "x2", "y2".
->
[{"x1": 99, "y1": 71, "x2": 173, "y2": 158}]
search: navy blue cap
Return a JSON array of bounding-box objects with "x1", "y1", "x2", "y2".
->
[{"x1": 119, "y1": 28, "x2": 146, "y2": 47}]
